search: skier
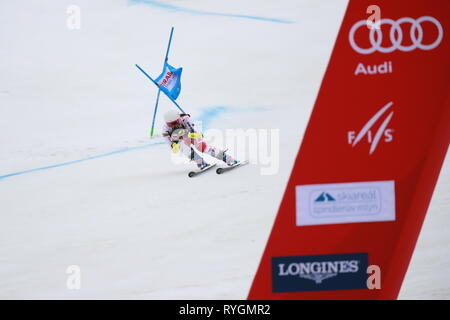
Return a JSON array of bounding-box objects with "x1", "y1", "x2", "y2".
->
[{"x1": 162, "y1": 110, "x2": 238, "y2": 170}]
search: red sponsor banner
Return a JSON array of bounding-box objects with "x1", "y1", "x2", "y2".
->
[{"x1": 248, "y1": 0, "x2": 450, "y2": 299}]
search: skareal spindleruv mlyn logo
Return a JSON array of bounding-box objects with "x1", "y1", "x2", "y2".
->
[
  {"x1": 296, "y1": 181, "x2": 396, "y2": 226},
  {"x1": 314, "y1": 192, "x2": 336, "y2": 202}
]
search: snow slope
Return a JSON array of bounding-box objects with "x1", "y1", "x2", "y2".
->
[{"x1": 0, "y1": 0, "x2": 448, "y2": 299}]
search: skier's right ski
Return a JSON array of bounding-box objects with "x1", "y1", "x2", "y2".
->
[
  {"x1": 188, "y1": 163, "x2": 216, "y2": 177},
  {"x1": 216, "y1": 160, "x2": 249, "y2": 174}
]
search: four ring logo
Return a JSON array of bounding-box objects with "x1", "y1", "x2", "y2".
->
[{"x1": 349, "y1": 16, "x2": 443, "y2": 54}]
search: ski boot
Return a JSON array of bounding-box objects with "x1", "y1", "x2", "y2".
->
[
  {"x1": 191, "y1": 149, "x2": 211, "y2": 170},
  {"x1": 197, "y1": 159, "x2": 211, "y2": 170},
  {"x1": 217, "y1": 149, "x2": 238, "y2": 166}
]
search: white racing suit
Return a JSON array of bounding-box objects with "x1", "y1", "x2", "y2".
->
[{"x1": 162, "y1": 114, "x2": 237, "y2": 168}]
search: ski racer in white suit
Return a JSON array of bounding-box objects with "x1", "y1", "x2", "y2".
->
[{"x1": 162, "y1": 110, "x2": 238, "y2": 169}]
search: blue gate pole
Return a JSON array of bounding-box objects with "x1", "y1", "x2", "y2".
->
[{"x1": 150, "y1": 27, "x2": 174, "y2": 137}]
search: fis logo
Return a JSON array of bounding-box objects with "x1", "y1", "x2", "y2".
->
[
  {"x1": 272, "y1": 253, "x2": 368, "y2": 293},
  {"x1": 348, "y1": 101, "x2": 394, "y2": 154}
]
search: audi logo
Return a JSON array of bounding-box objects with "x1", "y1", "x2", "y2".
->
[{"x1": 349, "y1": 16, "x2": 443, "y2": 54}]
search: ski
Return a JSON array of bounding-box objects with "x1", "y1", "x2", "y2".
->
[
  {"x1": 188, "y1": 163, "x2": 217, "y2": 177},
  {"x1": 216, "y1": 160, "x2": 249, "y2": 174}
]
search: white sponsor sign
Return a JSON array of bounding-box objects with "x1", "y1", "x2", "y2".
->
[{"x1": 296, "y1": 181, "x2": 395, "y2": 226}]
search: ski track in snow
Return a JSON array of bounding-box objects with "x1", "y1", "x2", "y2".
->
[
  {"x1": 0, "y1": 0, "x2": 448, "y2": 299},
  {"x1": 0, "y1": 106, "x2": 265, "y2": 181},
  {"x1": 129, "y1": 0, "x2": 294, "y2": 24}
]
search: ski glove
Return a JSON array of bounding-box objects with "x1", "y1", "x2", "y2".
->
[
  {"x1": 187, "y1": 132, "x2": 203, "y2": 139},
  {"x1": 171, "y1": 142, "x2": 180, "y2": 153}
]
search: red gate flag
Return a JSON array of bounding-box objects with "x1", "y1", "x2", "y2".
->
[{"x1": 249, "y1": 0, "x2": 450, "y2": 299}]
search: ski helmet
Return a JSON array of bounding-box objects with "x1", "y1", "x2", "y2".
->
[{"x1": 164, "y1": 110, "x2": 180, "y2": 126}]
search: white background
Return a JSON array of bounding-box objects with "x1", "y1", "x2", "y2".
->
[{"x1": 0, "y1": 0, "x2": 448, "y2": 299}]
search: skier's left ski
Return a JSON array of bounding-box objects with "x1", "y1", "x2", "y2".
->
[
  {"x1": 216, "y1": 160, "x2": 249, "y2": 174},
  {"x1": 188, "y1": 163, "x2": 217, "y2": 178}
]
